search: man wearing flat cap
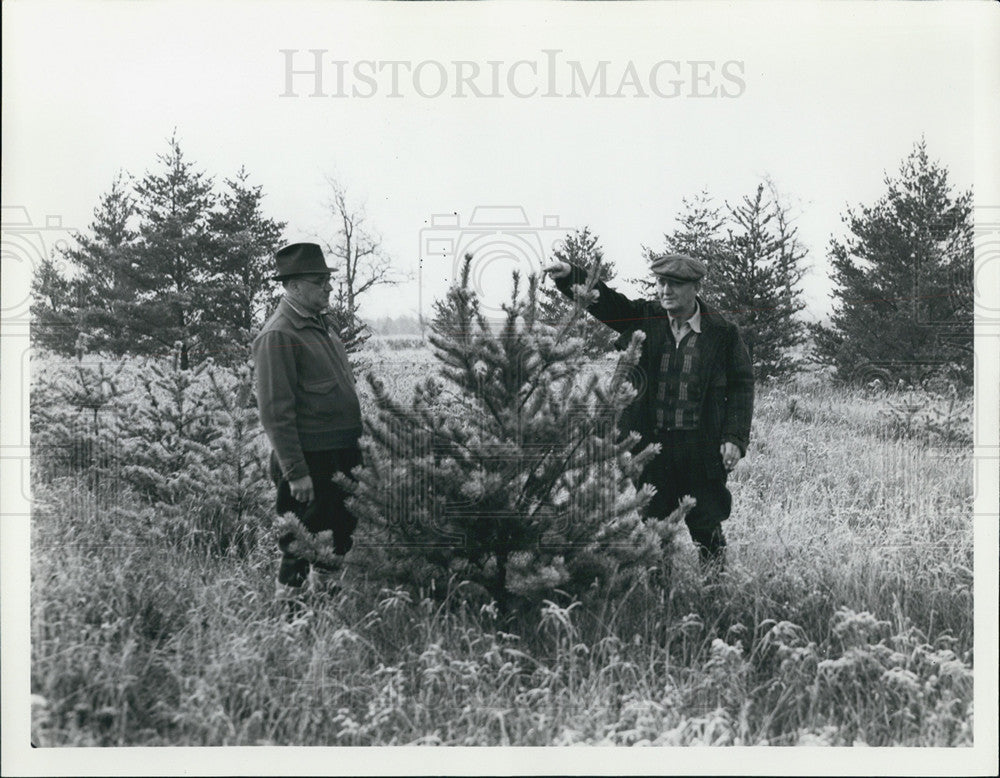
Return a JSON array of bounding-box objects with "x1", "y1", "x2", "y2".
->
[
  {"x1": 544, "y1": 252, "x2": 753, "y2": 573},
  {"x1": 253, "y1": 242, "x2": 363, "y2": 590}
]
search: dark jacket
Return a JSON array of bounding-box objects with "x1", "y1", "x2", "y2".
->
[
  {"x1": 252, "y1": 298, "x2": 362, "y2": 481},
  {"x1": 555, "y1": 266, "x2": 754, "y2": 464}
]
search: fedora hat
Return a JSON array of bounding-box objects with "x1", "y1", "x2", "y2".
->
[{"x1": 271, "y1": 242, "x2": 334, "y2": 281}]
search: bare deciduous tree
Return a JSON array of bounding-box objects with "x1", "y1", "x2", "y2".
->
[{"x1": 319, "y1": 176, "x2": 405, "y2": 318}]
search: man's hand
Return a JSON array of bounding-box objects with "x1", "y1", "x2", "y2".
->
[
  {"x1": 289, "y1": 474, "x2": 314, "y2": 503},
  {"x1": 543, "y1": 260, "x2": 571, "y2": 279},
  {"x1": 720, "y1": 442, "x2": 742, "y2": 472}
]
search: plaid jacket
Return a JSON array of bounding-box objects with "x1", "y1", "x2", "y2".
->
[{"x1": 555, "y1": 266, "x2": 754, "y2": 467}]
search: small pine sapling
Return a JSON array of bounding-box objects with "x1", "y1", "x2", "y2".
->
[
  {"x1": 333, "y1": 255, "x2": 689, "y2": 609},
  {"x1": 31, "y1": 334, "x2": 129, "y2": 508}
]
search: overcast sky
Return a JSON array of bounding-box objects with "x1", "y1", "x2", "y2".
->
[{"x1": 4, "y1": 0, "x2": 996, "y2": 325}]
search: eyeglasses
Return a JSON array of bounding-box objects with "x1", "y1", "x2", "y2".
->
[{"x1": 299, "y1": 275, "x2": 332, "y2": 288}]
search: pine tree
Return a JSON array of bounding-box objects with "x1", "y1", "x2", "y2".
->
[
  {"x1": 539, "y1": 228, "x2": 619, "y2": 356},
  {"x1": 206, "y1": 168, "x2": 286, "y2": 363},
  {"x1": 33, "y1": 339, "x2": 271, "y2": 554},
  {"x1": 633, "y1": 191, "x2": 728, "y2": 299},
  {"x1": 812, "y1": 141, "x2": 973, "y2": 385},
  {"x1": 711, "y1": 184, "x2": 807, "y2": 378},
  {"x1": 325, "y1": 282, "x2": 373, "y2": 354},
  {"x1": 201, "y1": 358, "x2": 271, "y2": 555},
  {"x1": 129, "y1": 134, "x2": 218, "y2": 369},
  {"x1": 324, "y1": 256, "x2": 688, "y2": 610},
  {"x1": 31, "y1": 149, "x2": 289, "y2": 368},
  {"x1": 30, "y1": 334, "x2": 128, "y2": 508},
  {"x1": 30, "y1": 255, "x2": 77, "y2": 354},
  {"x1": 641, "y1": 185, "x2": 809, "y2": 379},
  {"x1": 121, "y1": 343, "x2": 221, "y2": 509},
  {"x1": 664, "y1": 190, "x2": 730, "y2": 267},
  {"x1": 31, "y1": 173, "x2": 138, "y2": 355}
]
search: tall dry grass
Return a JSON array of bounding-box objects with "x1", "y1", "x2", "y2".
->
[{"x1": 30, "y1": 348, "x2": 974, "y2": 746}]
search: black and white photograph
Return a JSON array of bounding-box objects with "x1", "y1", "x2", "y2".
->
[{"x1": 2, "y1": 1, "x2": 998, "y2": 775}]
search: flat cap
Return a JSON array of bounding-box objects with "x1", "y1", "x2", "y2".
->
[
  {"x1": 271, "y1": 242, "x2": 334, "y2": 280},
  {"x1": 649, "y1": 253, "x2": 706, "y2": 282}
]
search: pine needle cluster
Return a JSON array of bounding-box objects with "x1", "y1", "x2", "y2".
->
[{"x1": 338, "y1": 255, "x2": 690, "y2": 608}]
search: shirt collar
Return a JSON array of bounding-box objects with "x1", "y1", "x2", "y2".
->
[
  {"x1": 671, "y1": 300, "x2": 702, "y2": 333},
  {"x1": 689, "y1": 301, "x2": 702, "y2": 333},
  {"x1": 280, "y1": 296, "x2": 325, "y2": 329}
]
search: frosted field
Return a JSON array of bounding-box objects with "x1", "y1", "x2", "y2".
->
[{"x1": 30, "y1": 343, "x2": 974, "y2": 746}]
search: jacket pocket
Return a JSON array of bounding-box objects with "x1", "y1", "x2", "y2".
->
[
  {"x1": 301, "y1": 377, "x2": 339, "y2": 394},
  {"x1": 299, "y1": 377, "x2": 343, "y2": 416}
]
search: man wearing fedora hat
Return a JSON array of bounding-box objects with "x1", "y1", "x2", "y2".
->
[
  {"x1": 253, "y1": 242, "x2": 364, "y2": 590},
  {"x1": 544, "y1": 252, "x2": 754, "y2": 574}
]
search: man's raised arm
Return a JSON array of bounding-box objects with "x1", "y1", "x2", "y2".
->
[{"x1": 542, "y1": 260, "x2": 647, "y2": 334}]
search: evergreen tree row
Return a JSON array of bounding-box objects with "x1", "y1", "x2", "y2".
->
[
  {"x1": 33, "y1": 135, "x2": 972, "y2": 387},
  {"x1": 32, "y1": 134, "x2": 287, "y2": 368},
  {"x1": 627, "y1": 141, "x2": 972, "y2": 386}
]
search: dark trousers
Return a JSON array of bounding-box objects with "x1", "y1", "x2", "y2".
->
[
  {"x1": 270, "y1": 447, "x2": 362, "y2": 586},
  {"x1": 639, "y1": 429, "x2": 731, "y2": 561}
]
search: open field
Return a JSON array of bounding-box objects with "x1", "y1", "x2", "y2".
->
[{"x1": 29, "y1": 345, "x2": 974, "y2": 746}]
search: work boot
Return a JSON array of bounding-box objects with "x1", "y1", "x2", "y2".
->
[{"x1": 277, "y1": 554, "x2": 310, "y2": 588}]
